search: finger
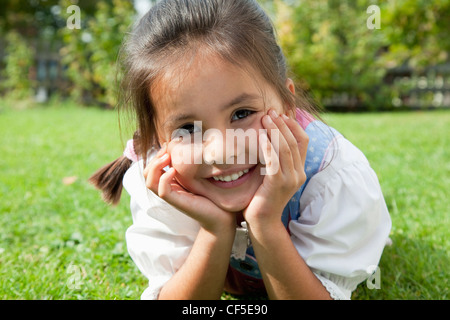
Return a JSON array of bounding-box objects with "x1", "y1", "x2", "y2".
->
[
  {"x1": 145, "y1": 153, "x2": 171, "y2": 193},
  {"x1": 268, "y1": 110, "x2": 302, "y2": 172},
  {"x1": 258, "y1": 131, "x2": 280, "y2": 177},
  {"x1": 143, "y1": 143, "x2": 167, "y2": 178},
  {"x1": 281, "y1": 114, "x2": 309, "y2": 170},
  {"x1": 157, "y1": 168, "x2": 203, "y2": 218},
  {"x1": 157, "y1": 166, "x2": 177, "y2": 199},
  {"x1": 262, "y1": 112, "x2": 294, "y2": 174}
]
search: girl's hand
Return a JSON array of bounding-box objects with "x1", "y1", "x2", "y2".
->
[
  {"x1": 143, "y1": 144, "x2": 235, "y2": 234},
  {"x1": 243, "y1": 109, "x2": 309, "y2": 229}
]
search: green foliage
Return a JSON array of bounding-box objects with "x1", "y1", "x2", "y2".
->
[
  {"x1": 59, "y1": 0, "x2": 135, "y2": 106},
  {"x1": 88, "y1": 1, "x2": 135, "y2": 107},
  {"x1": 1, "y1": 1, "x2": 450, "y2": 110},
  {"x1": 1, "y1": 30, "x2": 35, "y2": 100},
  {"x1": 275, "y1": 0, "x2": 386, "y2": 109},
  {"x1": 382, "y1": 0, "x2": 450, "y2": 69},
  {"x1": 273, "y1": 0, "x2": 450, "y2": 111}
]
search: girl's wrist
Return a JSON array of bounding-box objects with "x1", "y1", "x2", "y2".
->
[
  {"x1": 244, "y1": 206, "x2": 284, "y2": 230},
  {"x1": 198, "y1": 225, "x2": 236, "y2": 258},
  {"x1": 246, "y1": 215, "x2": 285, "y2": 239},
  {"x1": 201, "y1": 216, "x2": 237, "y2": 239}
]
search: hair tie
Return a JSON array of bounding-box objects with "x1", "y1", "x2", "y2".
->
[{"x1": 123, "y1": 139, "x2": 139, "y2": 162}]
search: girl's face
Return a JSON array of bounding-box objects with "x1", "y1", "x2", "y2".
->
[{"x1": 152, "y1": 52, "x2": 293, "y2": 213}]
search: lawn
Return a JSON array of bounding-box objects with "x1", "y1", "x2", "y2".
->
[
  {"x1": 324, "y1": 111, "x2": 449, "y2": 300},
  {"x1": 0, "y1": 101, "x2": 448, "y2": 299}
]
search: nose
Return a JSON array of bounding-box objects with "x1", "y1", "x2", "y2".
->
[
  {"x1": 203, "y1": 128, "x2": 255, "y2": 165},
  {"x1": 203, "y1": 128, "x2": 244, "y2": 165},
  {"x1": 203, "y1": 128, "x2": 226, "y2": 165}
]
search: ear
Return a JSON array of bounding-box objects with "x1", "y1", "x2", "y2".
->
[
  {"x1": 286, "y1": 78, "x2": 296, "y2": 95},
  {"x1": 285, "y1": 78, "x2": 296, "y2": 117}
]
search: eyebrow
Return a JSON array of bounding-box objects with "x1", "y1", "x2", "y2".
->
[
  {"x1": 163, "y1": 92, "x2": 260, "y2": 128},
  {"x1": 223, "y1": 92, "x2": 260, "y2": 111}
]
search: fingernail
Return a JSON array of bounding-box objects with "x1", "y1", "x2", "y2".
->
[
  {"x1": 161, "y1": 153, "x2": 169, "y2": 160},
  {"x1": 282, "y1": 114, "x2": 289, "y2": 120},
  {"x1": 270, "y1": 110, "x2": 279, "y2": 118},
  {"x1": 265, "y1": 115, "x2": 273, "y2": 124}
]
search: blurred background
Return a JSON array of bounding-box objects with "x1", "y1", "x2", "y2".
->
[{"x1": 0, "y1": 0, "x2": 450, "y2": 111}]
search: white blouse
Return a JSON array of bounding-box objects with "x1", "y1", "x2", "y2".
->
[{"x1": 123, "y1": 134, "x2": 391, "y2": 300}]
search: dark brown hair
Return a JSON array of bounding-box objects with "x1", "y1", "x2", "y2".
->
[{"x1": 89, "y1": 0, "x2": 320, "y2": 205}]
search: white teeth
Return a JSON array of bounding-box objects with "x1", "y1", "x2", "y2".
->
[{"x1": 213, "y1": 168, "x2": 250, "y2": 182}]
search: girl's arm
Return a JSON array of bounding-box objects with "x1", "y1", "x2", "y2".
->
[
  {"x1": 245, "y1": 110, "x2": 330, "y2": 299},
  {"x1": 159, "y1": 226, "x2": 235, "y2": 300},
  {"x1": 144, "y1": 145, "x2": 236, "y2": 299},
  {"x1": 248, "y1": 221, "x2": 331, "y2": 300}
]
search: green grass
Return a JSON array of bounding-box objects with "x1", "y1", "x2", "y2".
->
[
  {"x1": 0, "y1": 101, "x2": 143, "y2": 299},
  {"x1": 0, "y1": 101, "x2": 448, "y2": 299},
  {"x1": 324, "y1": 111, "x2": 449, "y2": 300}
]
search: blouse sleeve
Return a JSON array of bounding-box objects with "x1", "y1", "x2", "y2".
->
[
  {"x1": 123, "y1": 161, "x2": 200, "y2": 300},
  {"x1": 289, "y1": 136, "x2": 392, "y2": 300}
]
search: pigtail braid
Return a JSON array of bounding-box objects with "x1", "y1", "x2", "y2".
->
[{"x1": 89, "y1": 156, "x2": 133, "y2": 206}]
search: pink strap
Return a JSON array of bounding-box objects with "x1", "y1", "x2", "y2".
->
[
  {"x1": 295, "y1": 108, "x2": 315, "y2": 130},
  {"x1": 123, "y1": 139, "x2": 138, "y2": 162}
]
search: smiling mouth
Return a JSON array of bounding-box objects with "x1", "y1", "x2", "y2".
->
[
  {"x1": 207, "y1": 165, "x2": 257, "y2": 188},
  {"x1": 212, "y1": 168, "x2": 250, "y2": 182}
]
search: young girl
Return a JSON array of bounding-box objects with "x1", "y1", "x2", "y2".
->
[{"x1": 90, "y1": 0, "x2": 391, "y2": 300}]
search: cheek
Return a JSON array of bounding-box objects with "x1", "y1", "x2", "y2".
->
[
  {"x1": 251, "y1": 114, "x2": 266, "y2": 138},
  {"x1": 171, "y1": 162, "x2": 200, "y2": 192},
  {"x1": 167, "y1": 143, "x2": 201, "y2": 189},
  {"x1": 168, "y1": 139, "x2": 203, "y2": 166}
]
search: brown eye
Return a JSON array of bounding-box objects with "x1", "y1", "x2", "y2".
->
[
  {"x1": 231, "y1": 109, "x2": 254, "y2": 122},
  {"x1": 180, "y1": 124, "x2": 196, "y2": 134},
  {"x1": 171, "y1": 123, "x2": 200, "y2": 141}
]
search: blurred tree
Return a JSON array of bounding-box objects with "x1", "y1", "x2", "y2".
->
[
  {"x1": 274, "y1": 0, "x2": 450, "y2": 110},
  {"x1": 0, "y1": 30, "x2": 34, "y2": 99},
  {"x1": 59, "y1": 0, "x2": 136, "y2": 106},
  {"x1": 86, "y1": 0, "x2": 136, "y2": 107},
  {"x1": 382, "y1": 0, "x2": 450, "y2": 69},
  {"x1": 2, "y1": 0, "x2": 449, "y2": 110},
  {"x1": 0, "y1": 0, "x2": 102, "y2": 101},
  {"x1": 0, "y1": 0, "x2": 98, "y2": 39},
  {"x1": 275, "y1": 0, "x2": 390, "y2": 110}
]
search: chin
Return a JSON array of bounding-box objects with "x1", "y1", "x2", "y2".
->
[{"x1": 214, "y1": 196, "x2": 252, "y2": 213}]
